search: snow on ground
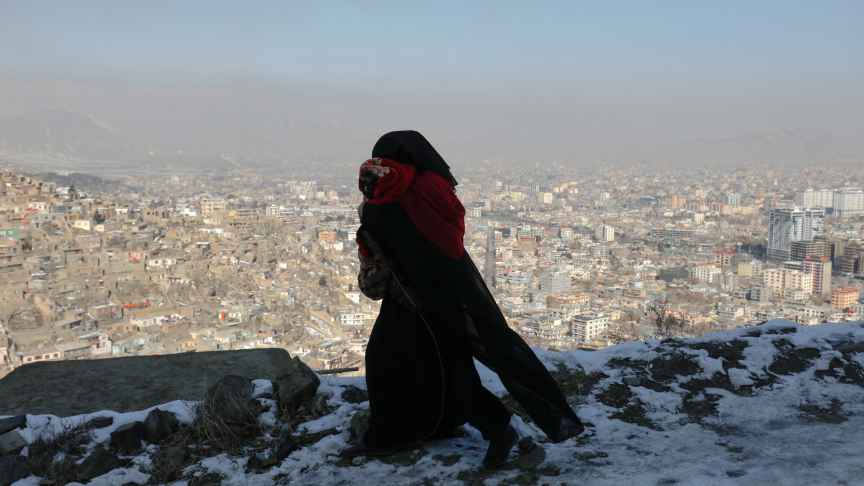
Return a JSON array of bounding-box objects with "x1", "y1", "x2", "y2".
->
[{"x1": 9, "y1": 320, "x2": 864, "y2": 485}]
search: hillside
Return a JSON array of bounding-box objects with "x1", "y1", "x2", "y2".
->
[{"x1": 2, "y1": 319, "x2": 864, "y2": 486}]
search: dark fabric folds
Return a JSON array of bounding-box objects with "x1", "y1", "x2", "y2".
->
[{"x1": 359, "y1": 202, "x2": 580, "y2": 444}]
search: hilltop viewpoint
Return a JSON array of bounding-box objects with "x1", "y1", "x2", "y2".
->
[{"x1": 2, "y1": 319, "x2": 864, "y2": 486}]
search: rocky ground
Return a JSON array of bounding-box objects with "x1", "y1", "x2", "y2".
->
[{"x1": 2, "y1": 319, "x2": 864, "y2": 486}]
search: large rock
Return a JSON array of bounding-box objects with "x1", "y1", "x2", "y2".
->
[
  {"x1": 0, "y1": 416, "x2": 25, "y2": 436},
  {"x1": 78, "y1": 446, "x2": 127, "y2": 482},
  {"x1": 0, "y1": 349, "x2": 300, "y2": 416},
  {"x1": 341, "y1": 385, "x2": 369, "y2": 404},
  {"x1": 110, "y1": 422, "x2": 145, "y2": 454},
  {"x1": 274, "y1": 357, "x2": 320, "y2": 417},
  {"x1": 85, "y1": 416, "x2": 114, "y2": 430},
  {"x1": 0, "y1": 455, "x2": 29, "y2": 486},
  {"x1": 0, "y1": 430, "x2": 26, "y2": 456},
  {"x1": 349, "y1": 410, "x2": 370, "y2": 442},
  {"x1": 204, "y1": 375, "x2": 256, "y2": 425},
  {"x1": 143, "y1": 409, "x2": 180, "y2": 443}
]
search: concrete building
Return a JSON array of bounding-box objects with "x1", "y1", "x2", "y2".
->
[
  {"x1": 339, "y1": 313, "x2": 373, "y2": 327},
  {"x1": 200, "y1": 197, "x2": 227, "y2": 216},
  {"x1": 832, "y1": 287, "x2": 860, "y2": 310},
  {"x1": 594, "y1": 224, "x2": 615, "y2": 242},
  {"x1": 838, "y1": 243, "x2": 864, "y2": 275},
  {"x1": 571, "y1": 314, "x2": 609, "y2": 343},
  {"x1": 714, "y1": 249, "x2": 736, "y2": 268},
  {"x1": 833, "y1": 188, "x2": 864, "y2": 218},
  {"x1": 767, "y1": 208, "x2": 824, "y2": 262},
  {"x1": 803, "y1": 257, "x2": 832, "y2": 297},
  {"x1": 791, "y1": 238, "x2": 830, "y2": 262},
  {"x1": 797, "y1": 188, "x2": 834, "y2": 209},
  {"x1": 763, "y1": 268, "x2": 813, "y2": 296},
  {"x1": 689, "y1": 264, "x2": 722, "y2": 284}
]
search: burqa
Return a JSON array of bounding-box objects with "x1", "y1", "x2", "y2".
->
[{"x1": 358, "y1": 131, "x2": 582, "y2": 449}]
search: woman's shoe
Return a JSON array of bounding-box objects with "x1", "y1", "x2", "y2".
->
[
  {"x1": 482, "y1": 425, "x2": 518, "y2": 469},
  {"x1": 339, "y1": 436, "x2": 420, "y2": 459}
]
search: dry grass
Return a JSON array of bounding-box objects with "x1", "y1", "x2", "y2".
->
[
  {"x1": 26, "y1": 419, "x2": 92, "y2": 484},
  {"x1": 146, "y1": 446, "x2": 189, "y2": 485},
  {"x1": 185, "y1": 392, "x2": 264, "y2": 454}
]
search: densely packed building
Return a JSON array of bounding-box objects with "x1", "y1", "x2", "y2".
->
[{"x1": 1, "y1": 161, "x2": 863, "y2": 378}]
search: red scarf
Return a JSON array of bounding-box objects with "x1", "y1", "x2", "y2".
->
[{"x1": 359, "y1": 158, "x2": 465, "y2": 260}]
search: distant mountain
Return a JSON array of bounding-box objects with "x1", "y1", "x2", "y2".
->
[
  {"x1": 0, "y1": 110, "x2": 142, "y2": 162},
  {"x1": 643, "y1": 128, "x2": 848, "y2": 169},
  {"x1": 0, "y1": 110, "x2": 249, "y2": 175},
  {"x1": 28, "y1": 171, "x2": 130, "y2": 194}
]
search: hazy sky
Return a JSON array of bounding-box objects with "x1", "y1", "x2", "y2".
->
[{"x1": 1, "y1": 1, "x2": 862, "y2": 167}]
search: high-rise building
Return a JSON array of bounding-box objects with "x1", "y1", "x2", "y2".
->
[
  {"x1": 803, "y1": 257, "x2": 832, "y2": 296},
  {"x1": 838, "y1": 242, "x2": 864, "y2": 275},
  {"x1": 833, "y1": 188, "x2": 864, "y2": 218},
  {"x1": 797, "y1": 188, "x2": 834, "y2": 209},
  {"x1": 831, "y1": 287, "x2": 860, "y2": 310},
  {"x1": 594, "y1": 224, "x2": 615, "y2": 242},
  {"x1": 484, "y1": 227, "x2": 497, "y2": 288},
  {"x1": 767, "y1": 208, "x2": 825, "y2": 262},
  {"x1": 791, "y1": 238, "x2": 830, "y2": 262}
]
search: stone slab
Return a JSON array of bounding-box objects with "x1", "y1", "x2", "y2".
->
[
  {"x1": 0, "y1": 416, "x2": 26, "y2": 435},
  {"x1": 0, "y1": 429, "x2": 26, "y2": 455},
  {"x1": 0, "y1": 349, "x2": 298, "y2": 417}
]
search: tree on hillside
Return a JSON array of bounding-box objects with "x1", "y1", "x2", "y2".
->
[{"x1": 647, "y1": 302, "x2": 687, "y2": 339}]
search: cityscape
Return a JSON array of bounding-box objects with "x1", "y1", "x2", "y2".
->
[
  {"x1": 2, "y1": 3, "x2": 864, "y2": 484},
  {"x1": 2, "y1": 160, "x2": 862, "y2": 379}
]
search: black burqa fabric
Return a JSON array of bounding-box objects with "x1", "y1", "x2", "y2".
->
[
  {"x1": 359, "y1": 131, "x2": 580, "y2": 446},
  {"x1": 360, "y1": 209, "x2": 511, "y2": 447},
  {"x1": 372, "y1": 130, "x2": 459, "y2": 187}
]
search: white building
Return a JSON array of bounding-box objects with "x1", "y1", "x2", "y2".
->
[
  {"x1": 594, "y1": 224, "x2": 615, "y2": 242},
  {"x1": 689, "y1": 264, "x2": 722, "y2": 284},
  {"x1": 798, "y1": 188, "x2": 834, "y2": 209},
  {"x1": 833, "y1": 188, "x2": 864, "y2": 218},
  {"x1": 339, "y1": 313, "x2": 373, "y2": 327},
  {"x1": 72, "y1": 219, "x2": 92, "y2": 231},
  {"x1": 571, "y1": 314, "x2": 609, "y2": 343}
]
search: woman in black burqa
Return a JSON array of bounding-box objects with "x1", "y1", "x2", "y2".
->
[{"x1": 344, "y1": 131, "x2": 583, "y2": 467}]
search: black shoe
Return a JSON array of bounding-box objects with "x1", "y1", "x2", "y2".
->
[
  {"x1": 339, "y1": 435, "x2": 420, "y2": 459},
  {"x1": 547, "y1": 416, "x2": 585, "y2": 443},
  {"x1": 482, "y1": 425, "x2": 518, "y2": 469}
]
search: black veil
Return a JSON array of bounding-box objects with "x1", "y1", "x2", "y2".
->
[{"x1": 372, "y1": 130, "x2": 458, "y2": 187}]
